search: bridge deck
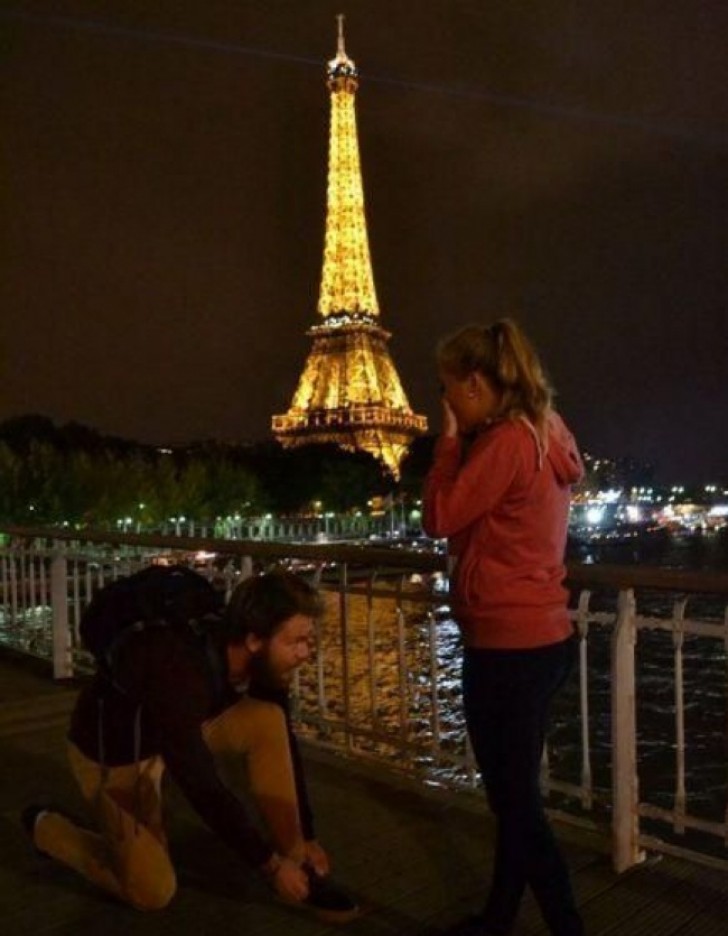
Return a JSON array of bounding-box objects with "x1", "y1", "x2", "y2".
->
[{"x1": 1, "y1": 653, "x2": 727, "y2": 935}]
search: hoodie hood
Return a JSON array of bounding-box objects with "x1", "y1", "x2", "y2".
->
[{"x1": 545, "y1": 411, "x2": 584, "y2": 486}]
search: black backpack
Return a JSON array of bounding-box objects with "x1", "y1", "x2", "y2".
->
[{"x1": 80, "y1": 563, "x2": 224, "y2": 674}]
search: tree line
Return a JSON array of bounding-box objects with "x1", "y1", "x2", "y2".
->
[{"x1": 0, "y1": 415, "x2": 435, "y2": 528}]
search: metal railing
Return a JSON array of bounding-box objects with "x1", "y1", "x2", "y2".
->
[{"x1": 1, "y1": 526, "x2": 727, "y2": 873}]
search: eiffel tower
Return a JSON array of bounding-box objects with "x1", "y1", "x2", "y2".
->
[{"x1": 272, "y1": 16, "x2": 427, "y2": 478}]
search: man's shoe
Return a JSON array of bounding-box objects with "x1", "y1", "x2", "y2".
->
[
  {"x1": 301, "y1": 866, "x2": 360, "y2": 924},
  {"x1": 21, "y1": 804, "x2": 53, "y2": 857}
]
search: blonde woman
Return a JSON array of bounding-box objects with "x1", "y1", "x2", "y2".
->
[{"x1": 424, "y1": 320, "x2": 585, "y2": 936}]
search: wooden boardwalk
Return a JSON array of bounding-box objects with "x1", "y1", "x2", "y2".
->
[{"x1": 1, "y1": 652, "x2": 727, "y2": 935}]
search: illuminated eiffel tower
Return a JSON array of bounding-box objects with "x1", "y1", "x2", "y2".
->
[{"x1": 272, "y1": 16, "x2": 427, "y2": 478}]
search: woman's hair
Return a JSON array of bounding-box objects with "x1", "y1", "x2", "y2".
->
[
  {"x1": 224, "y1": 569, "x2": 324, "y2": 643},
  {"x1": 437, "y1": 318, "x2": 554, "y2": 434}
]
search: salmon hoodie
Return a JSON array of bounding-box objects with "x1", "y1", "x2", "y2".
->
[{"x1": 423, "y1": 412, "x2": 584, "y2": 649}]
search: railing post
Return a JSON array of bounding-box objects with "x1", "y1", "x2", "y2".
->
[
  {"x1": 240, "y1": 555, "x2": 253, "y2": 581},
  {"x1": 51, "y1": 552, "x2": 73, "y2": 680},
  {"x1": 611, "y1": 587, "x2": 644, "y2": 871},
  {"x1": 672, "y1": 599, "x2": 688, "y2": 834},
  {"x1": 575, "y1": 589, "x2": 593, "y2": 810}
]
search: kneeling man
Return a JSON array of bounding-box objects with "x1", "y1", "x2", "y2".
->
[{"x1": 23, "y1": 569, "x2": 358, "y2": 923}]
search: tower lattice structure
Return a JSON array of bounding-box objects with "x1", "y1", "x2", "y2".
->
[{"x1": 272, "y1": 17, "x2": 427, "y2": 478}]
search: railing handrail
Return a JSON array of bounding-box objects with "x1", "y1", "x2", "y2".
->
[
  {"x1": 0, "y1": 526, "x2": 446, "y2": 571},
  {"x1": 565, "y1": 562, "x2": 728, "y2": 595},
  {"x1": 3, "y1": 525, "x2": 728, "y2": 595}
]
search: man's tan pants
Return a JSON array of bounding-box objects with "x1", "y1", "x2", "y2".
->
[{"x1": 34, "y1": 697, "x2": 305, "y2": 910}]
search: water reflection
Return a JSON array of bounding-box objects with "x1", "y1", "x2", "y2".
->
[{"x1": 295, "y1": 580, "x2": 472, "y2": 783}]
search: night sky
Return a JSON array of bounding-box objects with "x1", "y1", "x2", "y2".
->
[{"x1": 2, "y1": 2, "x2": 727, "y2": 483}]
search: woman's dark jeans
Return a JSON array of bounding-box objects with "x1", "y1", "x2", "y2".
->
[{"x1": 462, "y1": 636, "x2": 585, "y2": 936}]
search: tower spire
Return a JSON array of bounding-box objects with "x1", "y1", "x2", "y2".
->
[
  {"x1": 337, "y1": 13, "x2": 345, "y2": 57},
  {"x1": 328, "y1": 13, "x2": 357, "y2": 82},
  {"x1": 272, "y1": 20, "x2": 427, "y2": 478}
]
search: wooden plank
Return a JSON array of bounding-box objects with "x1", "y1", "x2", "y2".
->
[{"x1": 3, "y1": 655, "x2": 728, "y2": 936}]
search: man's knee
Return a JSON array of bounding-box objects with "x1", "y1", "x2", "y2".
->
[
  {"x1": 205, "y1": 698, "x2": 288, "y2": 760},
  {"x1": 233, "y1": 698, "x2": 287, "y2": 745},
  {"x1": 125, "y1": 870, "x2": 177, "y2": 911},
  {"x1": 250, "y1": 700, "x2": 287, "y2": 734}
]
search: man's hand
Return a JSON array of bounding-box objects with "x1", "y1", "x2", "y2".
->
[
  {"x1": 303, "y1": 839, "x2": 330, "y2": 877},
  {"x1": 265, "y1": 855, "x2": 310, "y2": 902}
]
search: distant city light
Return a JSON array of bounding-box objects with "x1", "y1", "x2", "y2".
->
[{"x1": 586, "y1": 507, "x2": 604, "y2": 525}]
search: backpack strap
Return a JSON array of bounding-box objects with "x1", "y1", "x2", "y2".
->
[
  {"x1": 132, "y1": 703, "x2": 144, "y2": 832},
  {"x1": 189, "y1": 613, "x2": 228, "y2": 708}
]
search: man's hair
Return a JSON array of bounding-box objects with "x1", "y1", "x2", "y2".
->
[{"x1": 224, "y1": 569, "x2": 323, "y2": 643}]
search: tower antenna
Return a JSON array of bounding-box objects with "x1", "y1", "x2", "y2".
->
[{"x1": 336, "y1": 13, "x2": 346, "y2": 57}]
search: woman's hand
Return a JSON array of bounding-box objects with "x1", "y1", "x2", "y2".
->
[{"x1": 442, "y1": 397, "x2": 459, "y2": 438}]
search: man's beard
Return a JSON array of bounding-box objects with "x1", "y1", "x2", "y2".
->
[{"x1": 247, "y1": 649, "x2": 292, "y2": 689}]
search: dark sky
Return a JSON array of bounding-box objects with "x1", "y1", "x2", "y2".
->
[{"x1": 2, "y1": 2, "x2": 727, "y2": 484}]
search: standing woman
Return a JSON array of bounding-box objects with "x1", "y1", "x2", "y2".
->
[{"x1": 423, "y1": 320, "x2": 585, "y2": 936}]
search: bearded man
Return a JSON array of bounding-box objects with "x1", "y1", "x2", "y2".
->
[{"x1": 22, "y1": 569, "x2": 359, "y2": 923}]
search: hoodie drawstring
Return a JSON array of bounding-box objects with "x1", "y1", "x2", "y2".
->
[{"x1": 519, "y1": 415, "x2": 547, "y2": 470}]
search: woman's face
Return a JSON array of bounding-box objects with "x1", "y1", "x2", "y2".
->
[{"x1": 439, "y1": 369, "x2": 500, "y2": 434}]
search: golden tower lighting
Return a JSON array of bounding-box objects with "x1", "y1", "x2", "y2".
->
[{"x1": 272, "y1": 16, "x2": 427, "y2": 478}]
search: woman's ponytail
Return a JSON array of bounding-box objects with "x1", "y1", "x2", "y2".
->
[
  {"x1": 492, "y1": 319, "x2": 552, "y2": 438},
  {"x1": 438, "y1": 318, "x2": 554, "y2": 440}
]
